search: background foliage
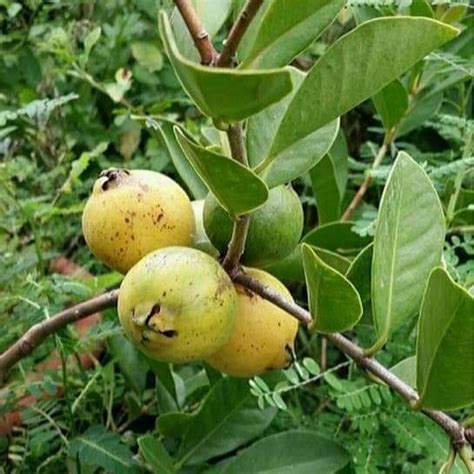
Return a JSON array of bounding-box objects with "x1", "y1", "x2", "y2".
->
[{"x1": 0, "y1": 0, "x2": 472, "y2": 473}]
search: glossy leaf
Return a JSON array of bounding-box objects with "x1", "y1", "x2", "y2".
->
[
  {"x1": 302, "y1": 244, "x2": 363, "y2": 333},
  {"x1": 303, "y1": 222, "x2": 372, "y2": 256},
  {"x1": 175, "y1": 127, "x2": 268, "y2": 216},
  {"x1": 417, "y1": 267, "x2": 474, "y2": 410},
  {"x1": 240, "y1": 0, "x2": 345, "y2": 69},
  {"x1": 222, "y1": 430, "x2": 350, "y2": 473},
  {"x1": 140, "y1": 117, "x2": 207, "y2": 199},
  {"x1": 171, "y1": 0, "x2": 232, "y2": 61},
  {"x1": 372, "y1": 79, "x2": 409, "y2": 131},
  {"x1": 160, "y1": 12, "x2": 293, "y2": 122},
  {"x1": 371, "y1": 152, "x2": 445, "y2": 351},
  {"x1": 247, "y1": 67, "x2": 339, "y2": 188},
  {"x1": 178, "y1": 377, "x2": 276, "y2": 465},
  {"x1": 271, "y1": 17, "x2": 458, "y2": 156},
  {"x1": 138, "y1": 435, "x2": 175, "y2": 474}
]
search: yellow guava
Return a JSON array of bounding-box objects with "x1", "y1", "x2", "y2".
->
[
  {"x1": 82, "y1": 168, "x2": 195, "y2": 273},
  {"x1": 118, "y1": 247, "x2": 237, "y2": 364},
  {"x1": 207, "y1": 268, "x2": 298, "y2": 377}
]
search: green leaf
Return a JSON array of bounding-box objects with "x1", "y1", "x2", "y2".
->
[
  {"x1": 372, "y1": 79, "x2": 409, "y2": 131},
  {"x1": 303, "y1": 222, "x2": 372, "y2": 256},
  {"x1": 138, "y1": 435, "x2": 176, "y2": 474},
  {"x1": 83, "y1": 27, "x2": 101, "y2": 63},
  {"x1": 302, "y1": 244, "x2": 363, "y2": 333},
  {"x1": 139, "y1": 117, "x2": 207, "y2": 199},
  {"x1": 390, "y1": 356, "x2": 416, "y2": 389},
  {"x1": 410, "y1": 0, "x2": 434, "y2": 18},
  {"x1": 107, "y1": 334, "x2": 148, "y2": 394},
  {"x1": 171, "y1": 0, "x2": 232, "y2": 61},
  {"x1": 247, "y1": 67, "x2": 339, "y2": 187},
  {"x1": 144, "y1": 357, "x2": 178, "y2": 412},
  {"x1": 175, "y1": 127, "x2": 269, "y2": 216},
  {"x1": 312, "y1": 246, "x2": 351, "y2": 274},
  {"x1": 159, "y1": 11, "x2": 293, "y2": 122},
  {"x1": 310, "y1": 155, "x2": 341, "y2": 224},
  {"x1": 61, "y1": 142, "x2": 108, "y2": 193},
  {"x1": 68, "y1": 426, "x2": 139, "y2": 474},
  {"x1": 178, "y1": 377, "x2": 276, "y2": 466},
  {"x1": 264, "y1": 244, "x2": 350, "y2": 283},
  {"x1": 272, "y1": 392, "x2": 288, "y2": 411},
  {"x1": 271, "y1": 17, "x2": 458, "y2": 156},
  {"x1": 303, "y1": 357, "x2": 321, "y2": 376},
  {"x1": 240, "y1": 0, "x2": 345, "y2": 69},
  {"x1": 222, "y1": 430, "x2": 350, "y2": 473},
  {"x1": 310, "y1": 130, "x2": 349, "y2": 224},
  {"x1": 416, "y1": 267, "x2": 474, "y2": 410},
  {"x1": 370, "y1": 152, "x2": 445, "y2": 352},
  {"x1": 346, "y1": 243, "x2": 373, "y2": 306},
  {"x1": 397, "y1": 91, "x2": 443, "y2": 136},
  {"x1": 157, "y1": 412, "x2": 194, "y2": 438},
  {"x1": 131, "y1": 42, "x2": 163, "y2": 72}
]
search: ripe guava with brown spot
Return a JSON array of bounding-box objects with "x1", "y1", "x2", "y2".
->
[
  {"x1": 203, "y1": 185, "x2": 303, "y2": 267},
  {"x1": 82, "y1": 168, "x2": 195, "y2": 273},
  {"x1": 118, "y1": 247, "x2": 237, "y2": 364},
  {"x1": 206, "y1": 268, "x2": 298, "y2": 377}
]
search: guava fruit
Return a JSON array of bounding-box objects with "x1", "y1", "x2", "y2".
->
[
  {"x1": 206, "y1": 268, "x2": 298, "y2": 377},
  {"x1": 82, "y1": 168, "x2": 195, "y2": 273},
  {"x1": 203, "y1": 185, "x2": 303, "y2": 267},
  {"x1": 118, "y1": 247, "x2": 237, "y2": 364}
]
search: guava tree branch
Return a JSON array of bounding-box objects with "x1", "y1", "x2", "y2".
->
[
  {"x1": 222, "y1": 123, "x2": 251, "y2": 273},
  {"x1": 234, "y1": 272, "x2": 472, "y2": 454},
  {"x1": 217, "y1": 0, "x2": 265, "y2": 67},
  {"x1": 173, "y1": 0, "x2": 217, "y2": 65},
  {"x1": 1, "y1": 286, "x2": 472, "y2": 461},
  {"x1": 0, "y1": 290, "x2": 119, "y2": 384}
]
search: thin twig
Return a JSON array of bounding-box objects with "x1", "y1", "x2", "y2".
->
[
  {"x1": 447, "y1": 225, "x2": 474, "y2": 235},
  {"x1": 0, "y1": 290, "x2": 119, "y2": 384},
  {"x1": 173, "y1": 0, "x2": 217, "y2": 65},
  {"x1": 320, "y1": 337, "x2": 328, "y2": 371},
  {"x1": 217, "y1": 0, "x2": 265, "y2": 67},
  {"x1": 222, "y1": 123, "x2": 251, "y2": 274},
  {"x1": 341, "y1": 130, "x2": 393, "y2": 222}
]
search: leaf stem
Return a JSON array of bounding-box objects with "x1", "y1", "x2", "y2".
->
[
  {"x1": 222, "y1": 123, "x2": 251, "y2": 274},
  {"x1": 173, "y1": 0, "x2": 218, "y2": 65},
  {"x1": 217, "y1": 0, "x2": 265, "y2": 67}
]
